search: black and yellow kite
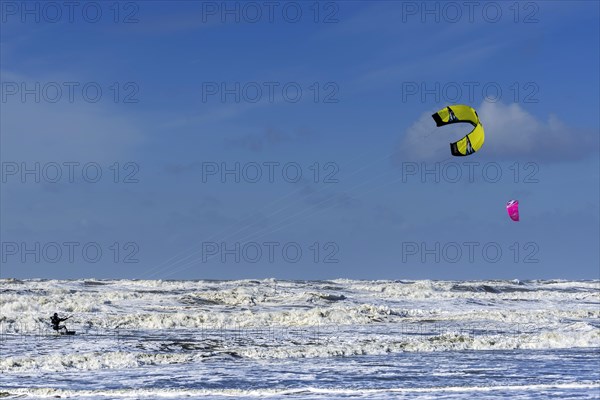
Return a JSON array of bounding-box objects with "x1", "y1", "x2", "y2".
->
[{"x1": 432, "y1": 105, "x2": 484, "y2": 156}]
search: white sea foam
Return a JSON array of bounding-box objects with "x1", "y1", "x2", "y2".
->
[
  {"x1": 1, "y1": 278, "x2": 599, "y2": 400},
  {"x1": 2, "y1": 382, "x2": 599, "y2": 399}
]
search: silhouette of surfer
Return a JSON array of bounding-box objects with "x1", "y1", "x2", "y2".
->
[{"x1": 50, "y1": 313, "x2": 70, "y2": 333}]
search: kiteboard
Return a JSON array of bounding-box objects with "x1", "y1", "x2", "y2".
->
[{"x1": 59, "y1": 330, "x2": 76, "y2": 335}]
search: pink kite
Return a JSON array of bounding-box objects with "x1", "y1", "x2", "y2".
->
[{"x1": 506, "y1": 200, "x2": 519, "y2": 222}]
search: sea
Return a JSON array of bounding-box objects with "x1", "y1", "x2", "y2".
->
[{"x1": 1, "y1": 279, "x2": 599, "y2": 399}]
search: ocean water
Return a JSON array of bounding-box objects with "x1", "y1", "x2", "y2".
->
[{"x1": 1, "y1": 279, "x2": 599, "y2": 399}]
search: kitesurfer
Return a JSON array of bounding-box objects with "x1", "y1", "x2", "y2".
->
[{"x1": 50, "y1": 313, "x2": 70, "y2": 333}]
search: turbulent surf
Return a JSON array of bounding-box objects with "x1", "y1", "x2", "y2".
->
[{"x1": 1, "y1": 279, "x2": 598, "y2": 399}]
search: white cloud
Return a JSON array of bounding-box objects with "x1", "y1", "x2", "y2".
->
[{"x1": 396, "y1": 101, "x2": 598, "y2": 162}]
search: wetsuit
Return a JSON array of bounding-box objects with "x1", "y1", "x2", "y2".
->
[{"x1": 50, "y1": 315, "x2": 68, "y2": 332}]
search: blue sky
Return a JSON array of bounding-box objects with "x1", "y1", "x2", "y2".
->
[{"x1": 1, "y1": 1, "x2": 598, "y2": 280}]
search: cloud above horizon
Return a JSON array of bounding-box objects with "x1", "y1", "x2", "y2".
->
[{"x1": 395, "y1": 101, "x2": 599, "y2": 163}]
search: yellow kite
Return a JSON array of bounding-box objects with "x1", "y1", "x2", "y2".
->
[{"x1": 431, "y1": 105, "x2": 484, "y2": 156}]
